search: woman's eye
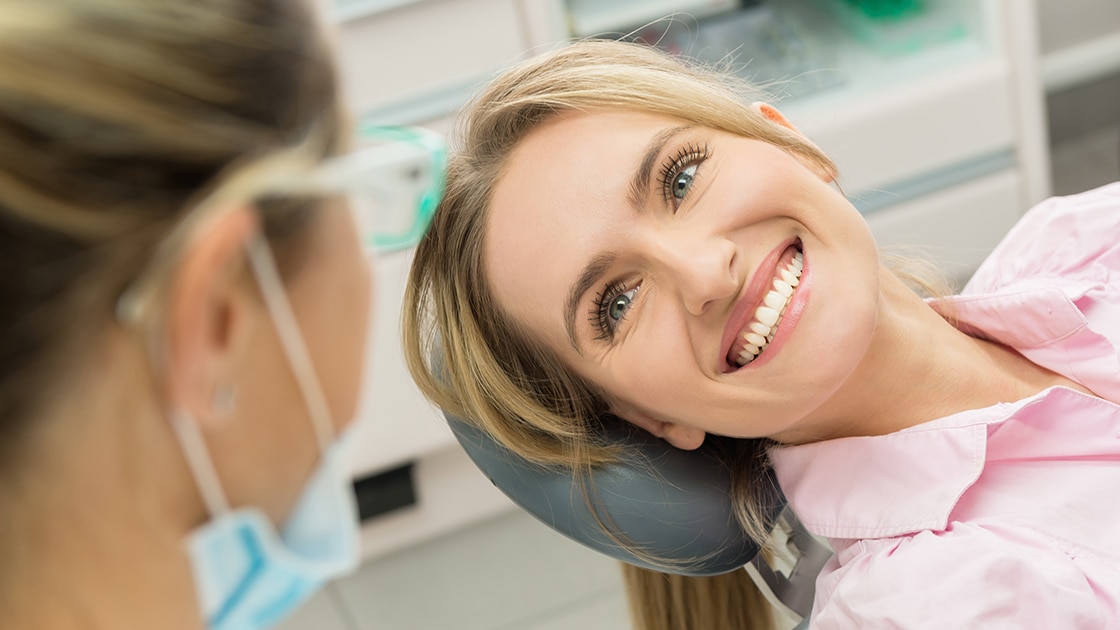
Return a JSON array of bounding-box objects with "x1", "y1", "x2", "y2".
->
[
  {"x1": 608, "y1": 287, "x2": 639, "y2": 323},
  {"x1": 595, "y1": 284, "x2": 640, "y2": 340},
  {"x1": 671, "y1": 164, "x2": 698, "y2": 201},
  {"x1": 659, "y1": 142, "x2": 709, "y2": 207}
]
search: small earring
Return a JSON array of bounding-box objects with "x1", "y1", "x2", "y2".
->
[{"x1": 211, "y1": 382, "x2": 238, "y2": 418}]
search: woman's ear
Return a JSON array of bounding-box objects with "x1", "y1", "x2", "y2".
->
[
  {"x1": 751, "y1": 102, "x2": 800, "y2": 133},
  {"x1": 162, "y1": 205, "x2": 260, "y2": 425},
  {"x1": 613, "y1": 405, "x2": 706, "y2": 451},
  {"x1": 751, "y1": 101, "x2": 834, "y2": 183}
]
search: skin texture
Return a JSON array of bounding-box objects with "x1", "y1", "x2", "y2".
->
[
  {"x1": 172, "y1": 200, "x2": 372, "y2": 527},
  {"x1": 5, "y1": 200, "x2": 371, "y2": 628},
  {"x1": 485, "y1": 108, "x2": 1082, "y2": 449}
]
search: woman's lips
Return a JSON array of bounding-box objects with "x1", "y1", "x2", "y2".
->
[{"x1": 719, "y1": 240, "x2": 804, "y2": 373}]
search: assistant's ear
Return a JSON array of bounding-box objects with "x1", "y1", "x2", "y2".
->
[
  {"x1": 162, "y1": 205, "x2": 260, "y2": 425},
  {"x1": 613, "y1": 405, "x2": 706, "y2": 451}
]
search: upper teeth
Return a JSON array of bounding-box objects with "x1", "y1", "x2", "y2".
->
[{"x1": 735, "y1": 251, "x2": 803, "y2": 367}]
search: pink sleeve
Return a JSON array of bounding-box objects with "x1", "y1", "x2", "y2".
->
[{"x1": 809, "y1": 524, "x2": 1107, "y2": 629}]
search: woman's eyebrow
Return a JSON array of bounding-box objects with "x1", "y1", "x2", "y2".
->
[
  {"x1": 564, "y1": 124, "x2": 693, "y2": 353},
  {"x1": 565, "y1": 252, "x2": 616, "y2": 352},
  {"x1": 627, "y1": 124, "x2": 693, "y2": 210}
]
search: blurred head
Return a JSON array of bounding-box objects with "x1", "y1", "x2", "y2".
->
[
  {"x1": 403, "y1": 40, "x2": 855, "y2": 549},
  {"x1": 0, "y1": 0, "x2": 369, "y2": 558}
]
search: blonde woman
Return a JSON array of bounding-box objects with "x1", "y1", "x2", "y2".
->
[
  {"x1": 404, "y1": 39, "x2": 1120, "y2": 628},
  {"x1": 0, "y1": 1, "x2": 442, "y2": 628}
]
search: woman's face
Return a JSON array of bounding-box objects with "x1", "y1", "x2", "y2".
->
[{"x1": 485, "y1": 110, "x2": 881, "y2": 446}]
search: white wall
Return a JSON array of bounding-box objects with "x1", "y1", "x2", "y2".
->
[{"x1": 1036, "y1": 0, "x2": 1120, "y2": 54}]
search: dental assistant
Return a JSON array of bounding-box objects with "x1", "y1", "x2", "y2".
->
[{"x1": 0, "y1": 1, "x2": 441, "y2": 628}]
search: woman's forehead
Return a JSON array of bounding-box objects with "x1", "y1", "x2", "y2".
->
[
  {"x1": 515, "y1": 108, "x2": 687, "y2": 145},
  {"x1": 484, "y1": 111, "x2": 668, "y2": 347}
]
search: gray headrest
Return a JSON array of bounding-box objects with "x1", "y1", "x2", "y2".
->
[{"x1": 444, "y1": 413, "x2": 785, "y2": 576}]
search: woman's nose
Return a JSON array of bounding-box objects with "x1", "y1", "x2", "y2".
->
[{"x1": 655, "y1": 234, "x2": 738, "y2": 316}]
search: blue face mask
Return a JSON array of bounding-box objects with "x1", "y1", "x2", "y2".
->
[
  {"x1": 182, "y1": 424, "x2": 361, "y2": 630},
  {"x1": 170, "y1": 235, "x2": 369, "y2": 630}
]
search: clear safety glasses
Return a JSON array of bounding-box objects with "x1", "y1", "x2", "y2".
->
[
  {"x1": 305, "y1": 123, "x2": 447, "y2": 254},
  {"x1": 116, "y1": 124, "x2": 446, "y2": 326}
]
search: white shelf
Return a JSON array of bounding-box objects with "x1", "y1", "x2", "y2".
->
[
  {"x1": 332, "y1": 0, "x2": 427, "y2": 22},
  {"x1": 564, "y1": 0, "x2": 736, "y2": 37}
]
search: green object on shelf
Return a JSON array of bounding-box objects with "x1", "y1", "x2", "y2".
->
[
  {"x1": 815, "y1": 0, "x2": 968, "y2": 55},
  {"x1": 843, "y1": 0, "x2": 923, "y2": 20}
]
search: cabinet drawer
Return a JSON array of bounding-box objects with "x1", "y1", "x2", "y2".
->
[
  {"x1": 334, "y1": 0, "x2": 527, "y2": 121},
  {"x1": 865, "y1": 168, "x2": 1023, "y2": 282},
  {"x1": 349, "y1": 249, "x2": 456, "y2": 478},
  {"x1": 790, "y1": 55, "x2": 1015, "y2": 196}
]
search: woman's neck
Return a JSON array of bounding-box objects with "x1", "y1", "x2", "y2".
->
[
  {"x1": 0, "y1": 351, "x2": 205, "y2": 629},
  {"x1": 786, "y1": 267, "x2": 1084, "y2": 443},
  {"x1": 1, "y1": 511, "x2": 200, "y2": 629}
]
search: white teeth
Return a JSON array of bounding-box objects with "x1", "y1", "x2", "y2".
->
[
  {"x1": 730, "y1": 250, "x2": 804, "y2": 368},
  {"x1": 749, "y1": 321, "x2": 771, "y2": 336},
  {"x1": 780, "y1": 269, "x2": 800, "y2": 286},
  {"x1": 755, "y1": 306, "x2": 779, "y2": 327},
  {"x1": 763, "y1": 291, "x2": 786, "y2": 310},
  {"x1": 744, "y1": 332, "x2": 767, "y2": 347}
]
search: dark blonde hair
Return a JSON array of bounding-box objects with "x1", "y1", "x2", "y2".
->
[
  {"x1": 622, "y1": 564, "x2": 776, "y2": 630},
  {"x1": 0, "y1": 0, "x2": 342, "y2": 465}
]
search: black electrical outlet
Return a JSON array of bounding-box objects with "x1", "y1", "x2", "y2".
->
[{"x1": 353, "y1": 463, "x2": 417, "y2": 522}]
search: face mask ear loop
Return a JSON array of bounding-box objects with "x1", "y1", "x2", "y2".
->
[
  {"x1": 171, "y1": 408, "x2": 232, "y2": 518},
  {"x1": 244, "y1": 234, "x2": 335, "y2": 455}
]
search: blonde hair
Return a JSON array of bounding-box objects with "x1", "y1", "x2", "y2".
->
[
  {"x1": 0, "y1": 0, "x2": 342, "y2": 465},
  {"x1": 622, "y1": 564, "x2": 775, "y2": 630},
  {"x1": 402, "y1": 40, "x2": 837, "y2": 628}
]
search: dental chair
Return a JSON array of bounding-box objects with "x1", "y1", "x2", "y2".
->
[{"x1": 444, "y1": 413, "x2": 833, "y2": 629}]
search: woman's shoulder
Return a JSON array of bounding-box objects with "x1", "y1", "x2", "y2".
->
[
  {"x1": 964, "y1": 182, "x2": 1120, "y2": 293},
  {"x1": 810, "y1": 524, "x2": 1110, "y2": 628}
]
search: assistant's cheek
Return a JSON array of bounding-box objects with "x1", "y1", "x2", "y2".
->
[{"x1": 335, "y1": 257, "x2": 374, "y2": 431}]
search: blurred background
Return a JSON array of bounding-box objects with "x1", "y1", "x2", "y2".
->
[{"x1": 289, "y1": 1, "x2": 1120, "y2": 628}]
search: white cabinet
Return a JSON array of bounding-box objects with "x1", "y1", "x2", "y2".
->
[
  {"x1": 333, "y1": 0, "x2": 530, "y2": 125},
  {"x1": 329, "y1": 0, "x2": 1050, "y2": 558}
]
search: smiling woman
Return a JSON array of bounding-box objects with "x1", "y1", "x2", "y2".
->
[
  {"x1": 403, "y1": 39, "x2": 1120, "y2": 627},
  {"x1": 484, "y1": 107, "x2": 885, "y2": 448}
]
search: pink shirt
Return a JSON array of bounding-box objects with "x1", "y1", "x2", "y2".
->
[{"x1": 770, "y1": 182, "x2": 1120, "y2": 628}]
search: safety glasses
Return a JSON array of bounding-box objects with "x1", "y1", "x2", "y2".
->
[
  {"x1": 303, "y1": 123, "x2": 447, "y2": 254},
  {"x1": 116, "y1": 123, "x2": 446, "y2": 326}
]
